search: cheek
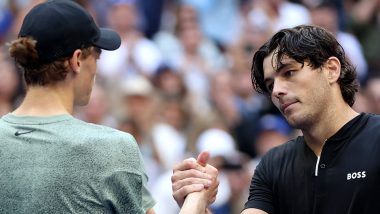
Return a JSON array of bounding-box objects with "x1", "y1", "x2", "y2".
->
[{"x1": 271, "y1": 96, "x2": 280, "y2": 109}]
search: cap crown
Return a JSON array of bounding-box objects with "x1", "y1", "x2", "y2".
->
[{"x1": 19, "y1": 0, "x2": 100, "y2": 62}]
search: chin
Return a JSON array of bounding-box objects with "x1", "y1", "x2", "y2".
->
[{"x1": 287, "y1": 113, "x2": 313, "y2": 130}]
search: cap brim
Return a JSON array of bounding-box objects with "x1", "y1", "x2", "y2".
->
[{"x1": 94, "y1": 28, "x2": 121, "y2": 51}]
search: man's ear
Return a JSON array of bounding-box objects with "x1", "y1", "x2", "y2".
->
[
  {"x1": 325, "y1": 56, "x2": 341, "y2": 84},
  {"x1": 68, "y1": 49, "x2": 82, "y2": 74}
]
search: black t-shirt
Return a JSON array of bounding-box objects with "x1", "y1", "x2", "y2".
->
[{"x1": 244, "y1": 113, "x2": 380, "y2": 214}]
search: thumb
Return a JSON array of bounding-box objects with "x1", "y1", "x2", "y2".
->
[{"x1": 197, "y1": 151, "x2": 210, "y2": 167}]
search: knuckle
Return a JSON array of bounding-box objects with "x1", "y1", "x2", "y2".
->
[
  {"x1": 184, "y1": 158, "x2": 196, "y2": 166},
  {"x1": 171, "y1": 174, "x2": 178, "y2": 182},
  {"x1": 172, "y1": 183, "x2": 178, "y2": 191},
  {"x1": 189, "y1": 169, "x2": 199, "y2": 176},
  {"x1": 211, "y1": 166, "x2": 218, "y2": 174}
]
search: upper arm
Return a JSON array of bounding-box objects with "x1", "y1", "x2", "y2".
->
[
  {"x1": 241, "y1": 208, "x2": 268, "y2": 214},
  {"x1": 101, "y1": 135, "x2": 155, "y2": 212},
  {"x1": 244, "y1": 154, "x2": 275, "y2": 213}
]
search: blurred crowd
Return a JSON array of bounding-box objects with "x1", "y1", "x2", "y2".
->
[{"x1": 1, "y1": 0, "x2": 380, "y2": 213}]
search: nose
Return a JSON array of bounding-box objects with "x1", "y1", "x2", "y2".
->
[{"x1": 272, "y1": 79, "x2": 287, "y2": 99}]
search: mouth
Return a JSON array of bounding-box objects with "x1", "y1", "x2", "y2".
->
[{"x1": 280, "y1": 101, "x2": 298, "y2": 113}]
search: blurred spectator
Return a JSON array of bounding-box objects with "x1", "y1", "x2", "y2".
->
[
  {"x1": 180, "y1": 0, "x2": 243, "y2": 47},
  {"x1": 138, "y1": 0, "x2": 164, "y2": 39},
  {"x1": 97, "y1": 0, "x2": 163, "y2": 80},
  {"x1": 301, "y1": 0, "x2": 345, "y2": 30},
  {"x1": 0, "y1": 53, "x2": 21, "y2": 116},
  {"x1": 152, "y1": 65, "x2": 206, "y2": 135},
  {"x1": 151, "y1": 96, "x2": 190, "y2": 171},
  {"x1": 233, "y1": 8, "x2": 272, "y2": 58},
  {"x1": 153, "y1": 3, "x2": 195, "y2": 63},
  {"x1": 210, "y1": 61, "x2": 272, "y2": 158},
  {"x1": 153, "y1": 64, "x2": 187, "y2": 98},
  {"x1": 352, "y1": 90, "x2": 372, "y2": 113},
  {"x1": 0, "y1": 1, "x2": 13, "y2": 44},
  {"x1": 150, "y1": 169, "x2": 181, "y2": 214},
  {"x1": 231, "y1": 65, "x2": 271, "y2": 158},
  {"x1": 74, "y1": 83, "x2": 117, "y2": 128},
  {"x1": 155, "y1": 3, "x2": 225, "y2": 71},
  {"x1": 222, "y1": 153, "x2": 252, "y2": 214},
  {"x1": 346, "y1": 0, "x2": 380, "y2": 74},
  {"x1": 119, "y1": 75, "x2": 156, "y2": 143},
  {"x1": 248, "y1": 0, "x2": 311, "y2": 34},
  {"x1": 249, "y1": 114, "x2": 293, "y2": 171},
  {"x1": 310, "y1": 1, "x2": 368, "y2": 83},
  {"x1": 210, "y1": 70, "x2": 241, "y2": 128},
  {"x1": 365, "y1": 76, "x2": 380, "y2": 114},
  {"x1": 118, "y1": 75, "x2": 161, "y2": 181},
  {"x1": 9, "y1": 0, "x2": 44, "y2": 40},
  {"x1": 163, "y1": 5, "x2": 226, "y2": 116}
]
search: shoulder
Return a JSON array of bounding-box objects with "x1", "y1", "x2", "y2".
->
[
  {"x1": 70, "y1": 118, "x2": 136, "y2": 142},
  {"x1": 255, "y1": 136, "x2": 303, "y2": 177},
  {"x1": 67, "y1": 119, "x2": 142, "y2": 164},
  {"x1": 361, "y1": 113, "x2": 380, "y2": 133},
  {"x1": 365, "y1": 113, "x2": 380, "y2": 123},
  {"x1": 263, "y1": 137, "x2": 302, "y2": 162},
  {"x1": 358, "y1": 113, "x2": 380, "y2": 131}
]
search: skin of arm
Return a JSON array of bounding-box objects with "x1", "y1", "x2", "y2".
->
[
  {"x1": 179, "y1": 190, "x2": 216, "y2": 214},
  {"x1": 146, "y1": 208, "x2": 155, "y2": 214}
]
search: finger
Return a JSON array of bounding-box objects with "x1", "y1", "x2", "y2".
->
[
  {"x1": 172, "y1": 168, "x2": 212, "y2": 184},
  {"x1": 173, "y1": 183, "x2": 205, "y2": 206},
  {"x1": 209, "y1": 188, "x2": 218, "y2": 204},
  {"x1": 207, "y1": 179, "x2": 219, "y2": 205},
  {"x1": 204, "y1": 164, "x2": 218, "y2": 177},
  {"x1": 172, "y1": 176, "x2": 212, "y2": 192},
  {"x1": 173, "y1": 158, "x2": 206, "y2": 172},
  {"x1": 197, "y1": 151, "x2": 210, "y2": 167}
]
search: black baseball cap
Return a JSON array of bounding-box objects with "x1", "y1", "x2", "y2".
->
[{"x1": 18, "y1": 0, "x2": 121, "y2": 63}]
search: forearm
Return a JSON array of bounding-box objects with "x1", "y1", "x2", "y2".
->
[
  {"x1": 179, "y1": 192, "x2": 211, "y2": 214},
  {"x1": 146, "y1": 208, "x2": 155, "y2": 214}
]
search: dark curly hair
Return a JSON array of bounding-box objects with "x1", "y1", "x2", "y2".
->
[{"x1": 251, "y1": 25, "x2": 359, "y2": 106}]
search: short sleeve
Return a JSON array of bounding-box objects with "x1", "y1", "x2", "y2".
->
[
  {"x1": 100, "y1": 133, "x2": 156, "y2": 213},
  {"x1": 244, "y1": 154, "x2": 275, "y2": 214},
  {"x1": 101, "y1": 171, "x2": 155, "y2": 213},
  {"x1": 102, "y1": 171, "x2": 145, "y2": 213},
  {"x1": 141, "y1": 165, "x2": 156, "y2": 211}
]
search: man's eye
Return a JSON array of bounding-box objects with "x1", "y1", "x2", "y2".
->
[
  {"x1": 266, "y1": 83, "x2": 273, "y2": 92},
  {"x1": 284, "y1": 70, "x2": 295, "y2": 77}
]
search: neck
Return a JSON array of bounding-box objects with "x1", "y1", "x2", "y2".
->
[
  {"x1": 302, "y1": 103, "x2": 359, "y2": 156},
  {"x1": 12, "y1": 83, "x2": 74, "y2": 116}
]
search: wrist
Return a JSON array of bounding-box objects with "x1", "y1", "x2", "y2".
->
[{"x1": 180, "y1": 192, "x2": 207, "y2": 214}]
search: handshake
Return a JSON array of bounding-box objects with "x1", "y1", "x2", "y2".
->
[{"x1": 171, "y1": 151, "x2": 219, "y2": 214}]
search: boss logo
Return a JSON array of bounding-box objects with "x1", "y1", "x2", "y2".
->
[{"x1": 347, "y1": 171, "x2": 366, "y2": 180}]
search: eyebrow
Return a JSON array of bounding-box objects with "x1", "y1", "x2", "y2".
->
[
  {"x1": 274, "y1": 62, "x2": 293, "y2": 73},
  {"x1": 263, "y1": 62, "x2": 295, "y2": 87}
]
